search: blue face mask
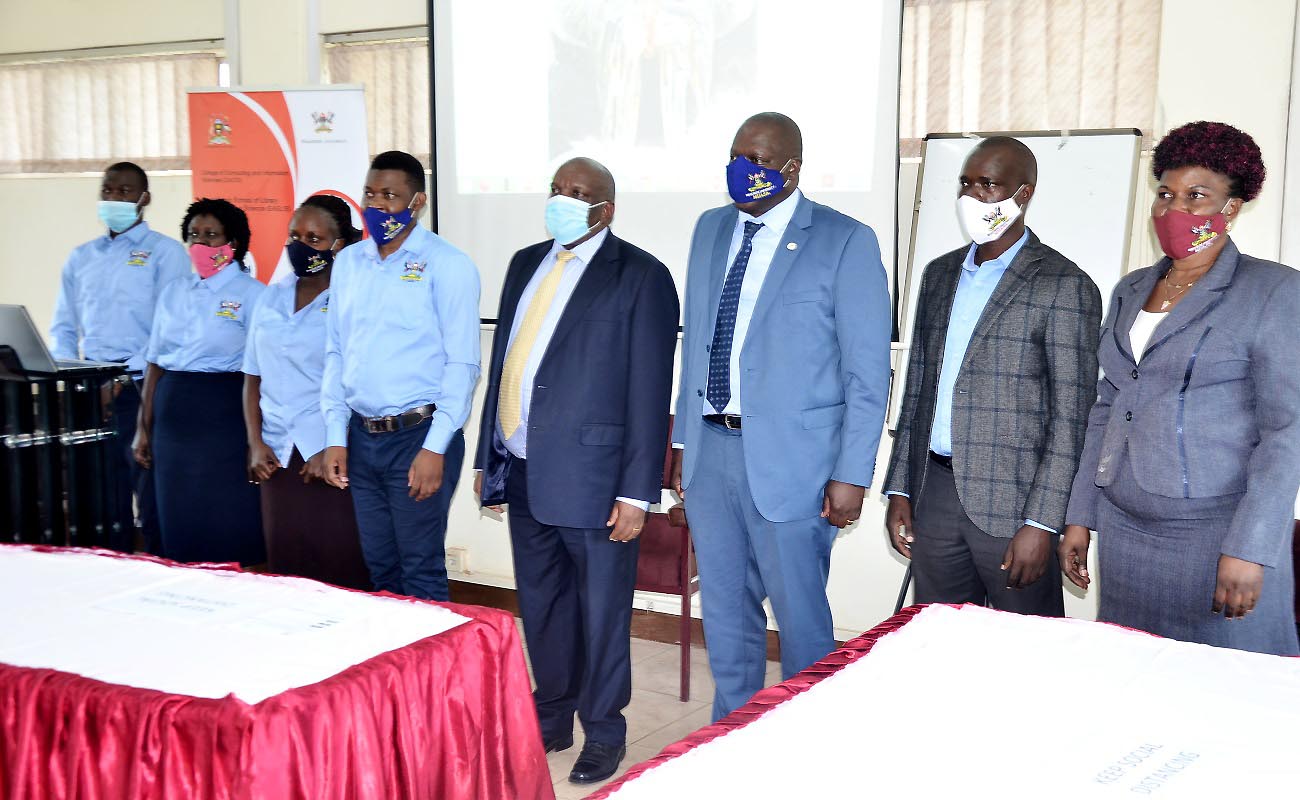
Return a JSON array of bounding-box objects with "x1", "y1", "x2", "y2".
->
[
  {"x1": 98, "y1": 199, "x2": 142, "y2": 234},
  {"x1": 545, "y1": 195, "x2": 607, "y2": 246},
  {"x1": 726, "y1": 156, "x2": 792, "y2": 204},
  {"x1": 285, "y1": 239, "x2": 336, "y2": 277},
  {"x1": 363, "y1": 195, "x2": 420, "y2": 244}
]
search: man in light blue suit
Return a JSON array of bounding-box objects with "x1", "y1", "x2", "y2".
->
[{"x1": 669, "y1": 113, "x2": 892, "y2": 721}]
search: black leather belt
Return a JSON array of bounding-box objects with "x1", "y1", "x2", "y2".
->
[
  {"x1": 362, "y1": 403, "x2": 437, "y2": 434},
  {"x1": 704, "y1": 414, "x2": 743, "y2": 430},
  {"x1": 929, "y1": 450, "x2": 953, "y2": 469}
]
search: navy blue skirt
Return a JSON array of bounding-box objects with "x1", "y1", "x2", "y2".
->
[{"x1": 151, "y1": 371, "x2": 264, "y2": 565}]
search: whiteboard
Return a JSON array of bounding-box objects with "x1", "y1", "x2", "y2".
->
[{"x1": 889, "y1": 129, "x2": 1142, "y2": 426}]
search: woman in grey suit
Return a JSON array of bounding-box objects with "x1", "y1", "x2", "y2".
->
[{"x1": 1061, "y1": 121, "x2": 1300, "y2": 656}]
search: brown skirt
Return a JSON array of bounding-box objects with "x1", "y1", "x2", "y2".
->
[{"x1": 261, "y1": 448, "x2": 371, "y2": 590}]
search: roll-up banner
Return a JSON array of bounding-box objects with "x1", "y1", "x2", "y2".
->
[{"x1": 187, "y1": 86, "x2": 370, "y2": 282}]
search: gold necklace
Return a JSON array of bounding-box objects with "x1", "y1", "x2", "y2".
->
[
  {"x1": 1165, "y1": 266, "x2": 1207, "y2": 288},
  {"x1": 1160, "y1": 272, "x2": 1195, "y2": 310}
]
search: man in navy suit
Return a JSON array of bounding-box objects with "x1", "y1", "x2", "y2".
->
[
  {"x1": 475, "y1": 157, "x2": 679, "y2": 785},
  {"x1": 670, "y1": 113, "x2": 892, "y2": 721}
]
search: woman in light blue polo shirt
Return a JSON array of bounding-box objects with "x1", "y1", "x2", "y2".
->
[
  {"x1": 133, "y1": 199, "x2": 265, "y2": 565},
  {"x1": 242, "y1": 196, "x2": 368, "y2": 588}
]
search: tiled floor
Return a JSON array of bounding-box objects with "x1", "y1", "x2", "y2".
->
[{"x1": 516, "y1": 620, "x2": 781, "y2": 799}]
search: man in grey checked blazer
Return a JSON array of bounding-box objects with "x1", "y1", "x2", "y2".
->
[{"x1": 884, "y1": 137, "x2": 1102, "y2": 615}]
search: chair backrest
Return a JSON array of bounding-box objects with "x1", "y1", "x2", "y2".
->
[
  {"x1": 661, "y1": 415, "x2": 675, "y2": 491},
  {"x1": 635, "y1": 512, "x2": 691, "y2": 594}
]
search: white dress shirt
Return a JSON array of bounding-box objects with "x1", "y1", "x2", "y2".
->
[
  {"x1": 494, "y1": 229, "x2": 649, "y2": 511},
  {"x1": 710, "y1": 188, "x2": 803, "y2": 415}
]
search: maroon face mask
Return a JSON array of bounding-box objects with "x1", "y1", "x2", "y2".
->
[{"x1": 1152, "y1": 204, "x2": 1229, "y2": 261}]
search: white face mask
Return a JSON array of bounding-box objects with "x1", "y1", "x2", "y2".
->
[{"x1": 956, "y1": 184, "x2": 1026, "y2": 244}]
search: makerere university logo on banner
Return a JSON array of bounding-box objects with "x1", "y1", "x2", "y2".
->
[
  {"x1": 311, "y1": 111, "x2": 334, "y2": 134},
  {"x1": 208, "y1": 116, "x2": 233, "y2": 146}
]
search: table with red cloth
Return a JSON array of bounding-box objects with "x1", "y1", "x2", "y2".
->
[
  {"x1": 591, "y1": 604, "x2": 1300, "y2": 799},
  {"x1": 0, "y1": 545, "x2": 553, "y2": 800}
]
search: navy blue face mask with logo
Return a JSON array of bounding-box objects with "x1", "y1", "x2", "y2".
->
[
  {"x1": 285, "y1": 239, "x2": 335, "y2": 277},
  {"x1": 726, "y1": 156, "x2": 792, "y2": 204}
]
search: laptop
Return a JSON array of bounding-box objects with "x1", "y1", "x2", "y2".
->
[{"x1": 0, "y1": 304, "x2": 121, "y2": 374}]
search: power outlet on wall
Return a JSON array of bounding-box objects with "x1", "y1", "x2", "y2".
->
[{"x1": 445, "y1": 546, "x2": 470, "y2": 575}]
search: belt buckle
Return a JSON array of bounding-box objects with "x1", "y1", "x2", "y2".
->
[
  {"x1": 724, "y1": 415, "x2": 741, "y2": 430},
  {"x1": 366, "y1": 415, "x2": 395, "y2": 434}
]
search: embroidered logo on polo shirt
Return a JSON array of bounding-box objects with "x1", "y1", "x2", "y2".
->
[
  {"x1": 216, "y1": 300, "x2": 243, "y2": 320},
  {"x1": 401, "y1": 261, "x2": 426, "y2": 282},
  {"x1": 126, "y1": 250, "x2": 151, "y2": 267}
]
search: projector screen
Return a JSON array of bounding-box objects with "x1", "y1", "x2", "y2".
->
[{"x1": 430, "y1": 0, "x2": 902, "y2": 319}]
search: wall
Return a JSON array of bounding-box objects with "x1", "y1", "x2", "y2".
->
[
  {"x1": 1283, "y1": 8, "x2": 1300, "y2": 269},
  {"x1": 0, "y1": 173, "x2": 194, "y2": 338},
  {"x1": 0, "y1": 0, "x2": 221, "y2": 53},
  {"x1": 319, "y1": 0, "x2": 425, "y2": 33},
  {"x1": 2, "y1": 0, "x2": 1296, "y2": 640},
  {"x1": 1155, "y1": 0, "x2": 1297, "y2": 261}
]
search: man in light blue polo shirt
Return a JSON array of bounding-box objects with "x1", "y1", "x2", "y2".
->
[
  {"x1": 321, "y1": 151, "x2": 481, "y2": 601},
  {"x1": 50, "y1": 161, "x2": 189, "y2": 552}
]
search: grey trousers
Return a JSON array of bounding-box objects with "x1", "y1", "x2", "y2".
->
[{"x1": 912, "y1": 458, "x2": 1064, "y2": 616}]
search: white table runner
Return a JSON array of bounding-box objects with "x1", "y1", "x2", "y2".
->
[
  {"x1": 0, "y1": 547, "x2": 469, "y2": 703},
  {"x1": 608, "y1": 604, "x2": 1300, "y2": 798}
]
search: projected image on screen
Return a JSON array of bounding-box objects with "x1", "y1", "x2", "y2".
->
[
  {"x1": 448, "y1": 0, "x2": 881, "y2": 195},
  {"x1": 434, "y1": 0, "x2": 899, "y2": 318}
]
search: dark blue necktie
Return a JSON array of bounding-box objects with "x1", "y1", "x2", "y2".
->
[{"x1": 706, "y1": 220, "x2": 764, "y2": 412}]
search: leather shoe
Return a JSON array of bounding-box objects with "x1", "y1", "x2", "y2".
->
[
  {"x1": 542, "y1": 732, "x2": 573, "y2": 754},
  {"x1": 569, "y1": 740, "x2": 626, "y2": 784}
]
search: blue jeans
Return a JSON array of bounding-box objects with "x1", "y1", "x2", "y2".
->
[{"x1": 347, "y1": 415, "x2": 464, "y2": 601}]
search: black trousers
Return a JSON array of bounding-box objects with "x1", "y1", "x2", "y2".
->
[
  {"x1": 108, "y1": 382, "x2": 160, "y2": 554},
  {"x1": 912, "y1": 459, "x2": 1064, "y2": 616},
  {"x1": 506, "y1": 456, "x2": 639, "y2": 746}
]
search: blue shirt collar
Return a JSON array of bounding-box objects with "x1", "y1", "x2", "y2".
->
[
  {"x1": 360, "y1": 222, "x2": 432, "y2": 264},
  {"x1": 194, "y1": 261, "x2": 244, "y2": 291},
  {"x1": 104, "y1": 220, "x2": 152, "y2": 247},
  {"x1": 270, "y1": 274, "x2": 330, "y2": 315},
  {"x1": 962, "y1": 228, "x2": 1031, "y2": 274}
]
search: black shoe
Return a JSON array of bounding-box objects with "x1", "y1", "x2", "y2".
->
[
  {"x1": 542, "y1": 732, "x2": 573, "y2": 754},
  {"x1": 568, "y1": 741, "x2": 626, "y2": 784}
]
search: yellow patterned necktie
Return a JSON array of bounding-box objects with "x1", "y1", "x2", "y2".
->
[{"x1": 498, "y1": 250, "x2": 576, "y2": 439}]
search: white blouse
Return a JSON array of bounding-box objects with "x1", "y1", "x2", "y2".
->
[{"x1": 1129, "y1": 309, "x2": 1166, "y2": 363}]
